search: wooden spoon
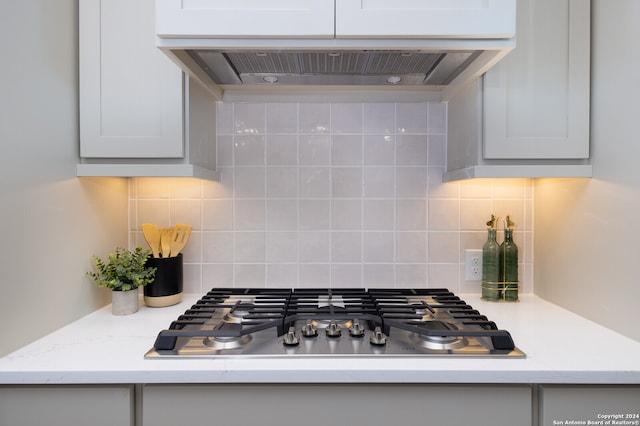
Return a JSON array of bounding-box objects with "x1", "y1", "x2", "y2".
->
[
  {"x1": 141, "y1": 223, "x2": 161, "y2": 258},
  {"x1": 170, "y1": 224, "x2": 192, "y2": 257},
  {"x1": 159, "y1": 227, "x2": 172, "y2": 258}
]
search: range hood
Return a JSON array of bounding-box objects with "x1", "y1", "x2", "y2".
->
[{"x1": 155, "y1": 1, "x2": 516, "y2": 102}]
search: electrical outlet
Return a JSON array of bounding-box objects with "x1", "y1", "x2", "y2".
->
[{"x1": 465, "y1": 249, "x2": 483, "y2": 281}]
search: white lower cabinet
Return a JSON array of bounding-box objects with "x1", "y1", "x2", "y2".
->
[
  {"x1": 539, "y1": 385, "x2": 640, "y2": 426},
  {"x1": 141, "y1": 384, "x2": 533, "y2": 426},
  {"x1": 3, "y1": 383, "x2": 639, "y2": 425},
  {"x1": 0, "y1": 385, "x2": 134, "y2": 426}
]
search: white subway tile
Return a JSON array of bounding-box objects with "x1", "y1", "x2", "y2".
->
[
  {"x1": 234, "y1": 103, "x2": 265, "y2": 134},
  {"x1": 396, "y1": 167, "x2": 428, "y2": 198},
  {"x1": 331, "y1": 103, "x2": 363, "y2": 134},
  {"x1": 396, "y1": 102, "x2": 428, "y2": 134},
  {"x1": 331, "y1": 135, "x2": 362, "y2": 166},
  {"x1": 266, "y1": 134, "x2": 297, "y2": 165},
  {"x1": 331, "y1": 264, "x2": 363, "y2": 287},
  {"x1": 265, "y1": 231, "x2": 298, "y2": 262},
  {"x1": 234, "y1": 199, "x2": 265, "y2": 230},
  {"x1": 331, "y1": 199, "x2": 362, "y2": 230},
  {"x1": 266, "y1": 167, "x2": 298, "y2": 198},
  {"x1": 331, "y1": 231, "x2": 363, "y2": 262},
  {"x1": 266, "y1": 199, "x2": 298, "y2": 231},
  {"x1": 396, "y1": 199, "x2": 427, "y2": 230},
  {"x1": 266, "y1": 103, "x2": 298, "y2": 134},
  {"x1": 298, "y1": 264, "x2": 330, "y2": 287},
  {"x1": 396, "y1": 134, "x2": 429, "y2": 166},
  {"x1": 363, "y1": 134, "x2": 395, "y2": 166},
  {"x1": 395, "y1": 264, "x2": 427, "y2": 287},
  {"x1": 363, "y1": 199, "x2": 395, "y2": 230},
  {"x1": 266, "y1": 263, "x2": 298, "y2": 287},
  {"x1": 363, "y1": 232, "x2": 394, "y2": 262},
  {"x1": 202, "y1": 231, "x2": 233, "y2": 262},
  {"x1": 363, "y1": 103, "x2": 395, "y2": 135},
  {"x1": 233, "y1": 167, "x2": 266, "y2": 198},
  {"x1": 202, "y1": 263, "x2": 234, "y2": 287},
  {"x1": 131, "y1": 101, "x2": 534, "y2": 292},
  {"x1": 331, "y1": 167, "x2": 362, "y2": 198},
  {"x1": 233, "y1": 232, "x2": 265, "y2": 262},
  {"x1": 428, "y1": 199, "x2": 460, "y2": 231},
  {"x1": 299, "y1": 134, "x2": 331, "y2": 165},
  {"x1": 298, "y1": 231, "x2": 330, "y2": 262},
  {"x1": 234, "y1": 135, "x2": 265, "y2": 166},
  {"x1": 363, "y1": 264, "x2": 395, "y2": 287},
  {"x1": 299, "y1": 200, "x2": 331, "y2": 230},
  {"x1": 234, "y1": 264, "x2": 266, "y2": 287},
  {"x1": 299, "y1": 103, "x2": 330, "y2": 134},
  {"x1": 363, "y1": 167, "x2": 395, "y2": 198},
  {"x1": 202, "y1": 200, "x2": 233, "y2": 230},
  {"x1": 299, "y1": 167, "x2": 331, "y2": 198},
  {"x1": 396, "y1": 231, "x2": 427, "y2": 263}
]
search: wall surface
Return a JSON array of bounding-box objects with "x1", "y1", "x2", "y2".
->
[
  {"x1": 131, "y1": 102, "x2": 534, "y2": 294},
  {"x1": 0, "y1": 1, "x2": 128, "y2": 356},
  {"x1": 534, "y1": 0, "x2": 640, "y2": 342}
]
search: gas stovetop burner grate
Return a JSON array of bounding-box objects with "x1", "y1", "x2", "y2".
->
[{"x1": 147, "y1": 288, "x2": 525, "y2": 358}]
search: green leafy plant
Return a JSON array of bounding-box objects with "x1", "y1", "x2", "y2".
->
[{"x1": 87, "y1": 247, "x2": 156, "y2": 291}]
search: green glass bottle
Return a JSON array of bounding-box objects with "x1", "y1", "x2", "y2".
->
[
  {"x1": 482, "y1": 215, "x2": 501, "y2": 301},
  {"x1": 499, "y1": 215, "x2": 519, "y2": 302}
]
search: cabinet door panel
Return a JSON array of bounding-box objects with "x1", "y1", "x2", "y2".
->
[
  {"x1": 540, "y1": 386, "x2": 640, "y2": 426},
  {"x1": 336, "y1": 0, "x2": 515, "y2": 38},
  {"x1": 80, "y1": 0, "x2": 183, "y2": 158},
  {"x1": 156, "y1": 0, "x2": 334, "y2": 38},
  {"x1": 0, "y1": 386, "x2": 133, "y2": 426},
  {"x1": 143, "y1": 384, "x2": 531, "y2": 426},
  {"x1": 483, "y1": 0, "x2": 590, "y2": 159}
]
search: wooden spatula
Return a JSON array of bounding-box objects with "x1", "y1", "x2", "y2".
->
[
  {"x1": 159, "y1": 227, "x2": 172, "y2": 258},
  {"x1": 141, "y1": 223, "x2": 161, "y2": 258},
  {"x1": 170, "y1": 224, "x2": 192, "y2": 257}
]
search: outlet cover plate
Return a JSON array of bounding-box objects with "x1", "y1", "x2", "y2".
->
[{"x1": 465, "y1": 249, "x2": 483, "y2": 281}]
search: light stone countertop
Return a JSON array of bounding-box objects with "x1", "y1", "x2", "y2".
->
[{"x1": 1, "y1": 294, "x2": 639, "y2": 385}]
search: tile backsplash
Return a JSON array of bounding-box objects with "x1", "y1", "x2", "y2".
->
[{"x1": 130, "y1": 102, "x2": 533, "y2": 294}]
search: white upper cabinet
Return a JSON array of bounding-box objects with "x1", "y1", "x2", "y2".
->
[
  {"x1": 156, "y1": 0, "x2": 514, "y2": 39},
  {"x1": 80, "y1": 0, "x2": 183, "y2": 158},
  {"x1": 445, "y1": 0, "x2": 591, "y2": 180},
  {"x1": 156, "y1": 0, "x2": 335, "y2": 38},
  {"x1": 483, "y1": 0, "x2": 590, "y2": 159},
  {"x1": 79, "y1": 0, "x2": 217, "y2": 179},
  {"x1": 336, "y1": 0, "x2": 515, "y2": 38}
]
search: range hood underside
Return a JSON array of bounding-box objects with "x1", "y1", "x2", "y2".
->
[
  {"x1": 158, "y1": 38, "x2": 514, "y2": 101},
  {"x1": 188, "y1": 50, "x2": 483, "y2": 87}
]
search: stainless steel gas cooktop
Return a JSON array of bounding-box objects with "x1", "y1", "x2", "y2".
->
[{"x1": 145, "y1": 288, "x2": 525, "y2": 359}]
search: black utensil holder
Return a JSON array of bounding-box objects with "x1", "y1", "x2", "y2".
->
[{"x1": 144, "y1": 254, "x2": 183, "y2": 307}]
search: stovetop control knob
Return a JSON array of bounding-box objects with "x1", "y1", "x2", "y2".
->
[
  {"x1": 369, "y1": 326, "x2": 388, "y2": 346},
  {"x1": 301, "y1": 321, "x2": 318, "y2": 338},
  {"x1": 325, "y1": 321, "x2": 342, "y2": 338},
  {"x1": 283, "y1": 326, "x2": 300, "y2": 347},
  {"x1": 348, "y1": 320, "x2": 365, "y2": 338}
]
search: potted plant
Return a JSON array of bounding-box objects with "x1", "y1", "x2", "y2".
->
[{"x1": 87, "y1": 247, "x2": 157, "y2": 315}]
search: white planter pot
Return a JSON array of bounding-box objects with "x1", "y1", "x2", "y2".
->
[{"x1": 111, "y1": 289, "x2": 139, "y2": 315}]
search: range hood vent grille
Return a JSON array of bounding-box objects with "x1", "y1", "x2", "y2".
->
[{"x1": 187, "y1": 50, "x2": 482, "y2": 87}]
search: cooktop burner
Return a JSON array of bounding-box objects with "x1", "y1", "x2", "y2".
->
[{"x1": 145, "y1": 288, "x2": 525, "y2": 359}]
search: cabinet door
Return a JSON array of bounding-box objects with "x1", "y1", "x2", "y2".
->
[
  {"x1": 540, "y1": 386, "x2": 640, "y2": 426},
  {"x1": 336, "y1": 0, "x2": 515, "y2": 38},
  {"x1": 156, "y1": 0, "x2": 334, "y2": 38},
  {"x1": 143, "y1": 384, "x2": 532, "y2": 426},
  {"x1": 0, "y1": 386, "x2": 133, "y2": 426},
  {"x1": 483, "y1": 0, "x2": 590, "y2": 159},
  {"x1": 80, "y1": 0, "x2": 184, "y2": 158}
]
